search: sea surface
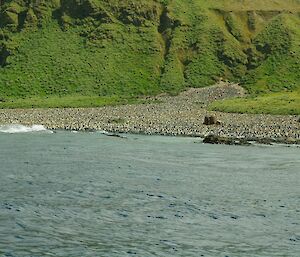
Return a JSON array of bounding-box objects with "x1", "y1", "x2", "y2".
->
[{"x1": 0, "y1": 126, "x2": 299, "y2": 257}]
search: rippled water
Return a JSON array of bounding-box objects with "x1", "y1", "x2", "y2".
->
[{"x1": 0, "y1": 130, "x2": 299, "y2": 257}]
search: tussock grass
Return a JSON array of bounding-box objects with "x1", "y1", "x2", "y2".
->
[
  {"x1": 209, "y1": 91, "x2": 300, "y2": 115},
  {"x1": 0, "y1": 95, "x2": 144, "y2": 109}
]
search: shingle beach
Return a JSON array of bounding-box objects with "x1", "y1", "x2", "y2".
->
[{"x1": 0, "y1": 83, "x2": 299, "y2": 144}]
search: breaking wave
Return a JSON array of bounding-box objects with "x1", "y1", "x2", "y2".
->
[{"x1": 0, "y1": 124, "x2": 49, "y2": 133}]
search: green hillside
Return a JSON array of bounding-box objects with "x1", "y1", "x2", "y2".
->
[{"x1": 0, "y1": 0, "x2": 300, "y2": 110}]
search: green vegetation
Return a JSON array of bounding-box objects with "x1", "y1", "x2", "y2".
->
[
  {"x1": 0, "y1": 0, "x2": 299, "y2": 112},
  {"x1": 209, "y1": 91, "x2": 300, "y2": 115},
  {"x1": 0, "y1": 95, "x2": 147, "y2": 109}
]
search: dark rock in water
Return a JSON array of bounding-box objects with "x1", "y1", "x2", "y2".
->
[
  {"x1": 249, "y1": 137, "x2": 300, "y2": 145},
  {"x1": 203, "y1": 135, "x2": 250, "y2": 146},
  {"x1": 203, "y1": 116, "x2": 220, "y2": 125},
  {"x1": 255, "y1": 138, "x2": 275, "y2": 145},
  {"x1": 284, "y1": 138, "x2": 300, "y2": 145},
  {"x1": 106, "y1": 133, "x2": 127, "y2": 139},
  {"x1": 83, "y1": 128, "x2": 96, "y2": 132},
  {"x1": 285, "y1": 137, "x2": 297, "y2": 144},
  {"x1": 126, "y1": 250, "x2": 137, "y2": 255}
]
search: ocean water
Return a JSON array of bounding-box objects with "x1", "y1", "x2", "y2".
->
[{"x1": 0, "y1": 126, "x2": 299, "y2": 257}]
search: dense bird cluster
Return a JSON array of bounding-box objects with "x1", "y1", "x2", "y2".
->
[{"x1": 0, "y1": 83, "x2": 299, "y2": 143}]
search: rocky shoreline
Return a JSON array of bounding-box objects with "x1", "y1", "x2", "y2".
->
[{"x1": 0, "y1": 83, "x2": 299, "y2": 145}]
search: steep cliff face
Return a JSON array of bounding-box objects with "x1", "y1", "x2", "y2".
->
[{"x1": 0, "y1": 0, "x2": 299, "y2": 98}]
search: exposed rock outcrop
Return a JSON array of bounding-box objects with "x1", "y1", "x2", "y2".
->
[
  {"x1": 203, "y1": 116, "x2": 221, "y2": 125},
  {"x1": 203, "y1": 135, "x2": 251, "y2": 146}
]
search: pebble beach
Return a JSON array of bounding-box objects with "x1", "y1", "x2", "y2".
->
[{"x1": 0, "y1": 83, "x2": 299, "y2": 143}]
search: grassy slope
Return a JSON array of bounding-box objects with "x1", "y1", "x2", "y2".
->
[
  {"x1": 209, "y1": 90, "x2": 300, "y2": 115},
  {"x1": 0, "y1": 0, "x2": 164, "y2": 101},
  {"x1": 0, "y1": 0, "x2": 299, "y2": 111}
]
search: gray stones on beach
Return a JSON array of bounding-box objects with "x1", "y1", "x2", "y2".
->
[{"x1": 0, "y1": 83, "x2": 299, "y2": 144}]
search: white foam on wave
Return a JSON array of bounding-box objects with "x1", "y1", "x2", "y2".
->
[
  {"x1": 97, "y1": 130, "x2": 109, "y2": 135},
  {"x1": 0, "y1": 124, "x2": 50, "y2": 134}
]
